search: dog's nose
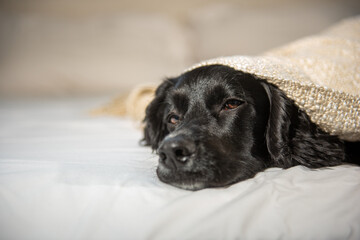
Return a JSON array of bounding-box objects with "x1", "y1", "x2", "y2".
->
[{"x1": 158, "y1": 135, "x2": 195, "y2": 169}]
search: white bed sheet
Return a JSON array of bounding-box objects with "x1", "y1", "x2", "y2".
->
[{"x1": 0, "y1": 98, "x2": 359, "y2": 240}]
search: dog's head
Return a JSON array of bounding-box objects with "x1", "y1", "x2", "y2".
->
[{"x1": 143, "y1": 65, "x2": 344, "y2": 190}]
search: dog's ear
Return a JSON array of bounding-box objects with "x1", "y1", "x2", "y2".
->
[
  {"x1": 261, "y1": 82, "x2": 295, "y2": 168},
  {"x1": 143, "y1": 78, "x2": 177, "y2": 150},
  {"x1": 262, "y1": 82, "x2": 345, "y2": 168}
]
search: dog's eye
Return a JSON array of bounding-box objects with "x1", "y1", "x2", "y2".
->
[
  {"x1": 168, "y1": 114, "x2": 180, "y2": 125},
  {"x1": 222, "y1": 99, "x2": 243, "y2": 110}
]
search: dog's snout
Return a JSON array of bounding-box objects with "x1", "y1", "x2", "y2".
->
[{"x1": 158, "y1": 135, "x2": 195, "y2": 169}]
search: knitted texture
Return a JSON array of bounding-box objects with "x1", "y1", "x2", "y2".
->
[{"x1": 186, "y1": 16, "x2": 360, "y2": 141}]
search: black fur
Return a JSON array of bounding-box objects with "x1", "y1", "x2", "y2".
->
[{"x1": 143, "y1": 65, "x2": 360, "y2": 190}]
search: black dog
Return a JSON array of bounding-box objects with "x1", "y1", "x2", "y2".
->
[{"x1": 143, "y1": 65, "x2": 360, "y2": 190}]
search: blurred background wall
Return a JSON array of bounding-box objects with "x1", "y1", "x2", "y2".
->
[{"x1": 0, "y1": 0, "x2": 359, "y2": 97}]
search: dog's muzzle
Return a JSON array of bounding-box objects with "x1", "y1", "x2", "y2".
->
[{"x1": 157, "y1": 134, "x2": 196, "y2": 170}]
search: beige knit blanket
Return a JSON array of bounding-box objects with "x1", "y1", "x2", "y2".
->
[{"x1": 96, "y1": 16, "x2": 360, "y2": 141}]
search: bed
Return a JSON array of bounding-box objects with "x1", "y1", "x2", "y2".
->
[{"x1": 0, "y1": 98, "x2": 359, "y2": 240}]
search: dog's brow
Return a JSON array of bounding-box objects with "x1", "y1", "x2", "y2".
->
[
  {"x1": 171, "y1": 92, "x2": 189, "y2": 113},
  {"x1": 205, "y1": 85, "x2": 229, "y2": 108}
]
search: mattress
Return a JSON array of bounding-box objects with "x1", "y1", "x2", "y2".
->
[{"x1": 0, "y1": 98, "x2": 359, "y2": 240}]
